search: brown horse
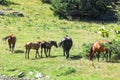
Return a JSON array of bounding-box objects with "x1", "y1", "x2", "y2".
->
[
  {"x1": 89, "y1": 40, "x2": 112, "y2": 62},
  {"x1": 2, "y1": 34, "x2": 16, "y2": 52},
  {"x1": 24, "y1": 41, "x2": 41, "y2": 59},
  {"x1": 41, "y1": 41, "x2": 58, "y2": 57}
]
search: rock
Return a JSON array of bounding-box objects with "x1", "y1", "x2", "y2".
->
[
  {"x1": 18, "y1": 72, "x2": 25, "y2": 78},
  {"x1": 10, "y1": 11, "x2": 24, "y2": 17},
  {"x1": 5, "y1": 8, "x2": 13, "y2": 10},
  {"x1": 0, "y1": 10, "x2": 4, "y2": 16}
]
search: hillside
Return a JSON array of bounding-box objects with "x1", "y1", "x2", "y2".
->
[{"x1": 0, "y1": 0, "x2": 120, "y2": 80}]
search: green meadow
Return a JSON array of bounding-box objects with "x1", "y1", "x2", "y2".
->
[{"x1": 0, "y1": 0, "x2": 120, "y2": 80}]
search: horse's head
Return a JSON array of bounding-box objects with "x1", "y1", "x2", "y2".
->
[
  {"x1": 88, "y1": 46, "x2": 94, "y2": 61},
  {"x1": 89, "y1": 52, "x2": 93, "y2": 61},
  {"x1": 50, "y1": 41, "x2": 58, "y2": 48},
  {"x1": 37, "y1": 41, "x2": 41, "y2": 45}
]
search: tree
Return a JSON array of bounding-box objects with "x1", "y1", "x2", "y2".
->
[
  {"x1": 50, "y1": 0, "x2": 119, "y2": 21},
  {"x1": 0, "y1": 0, "x2": 8, "y2": 5}
]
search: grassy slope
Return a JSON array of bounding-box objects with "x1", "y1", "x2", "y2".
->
[{"x1": 0, "y1": 0, "x2": 120, "y2": 80}]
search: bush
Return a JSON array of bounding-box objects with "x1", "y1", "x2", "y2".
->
[
  {"x1": 41, "y1": 0, "x2": 51, "y2": 3},
  {"x1": 50, "y1": 0, "x2": 119, "y2": 21},
  {"x1": 81, "y1": 39, "x2": 120, "y2": 61},
  {"x1": 80, "y1": 43, "x2": 92, "y2": 59},
  {"x1": 0, "y1": 0, "x2": 9, "y2": 5},
  {"x1": 104, "y1": 40, "x2": 120, "y2": 60},
  {"x1": 57, "y1": 66, "x2": 76, "y2": 76}
]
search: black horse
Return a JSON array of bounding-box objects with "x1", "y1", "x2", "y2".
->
[
  {"x1": 41, "y1": 41, "x2": 58, "y2": 57},
  {"x1": 59, "y1": 36, "x2": 73, "y2": 59}
]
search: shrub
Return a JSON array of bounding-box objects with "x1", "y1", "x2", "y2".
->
[
  {"x1": 80, "y1": 43, "x2": 92, "y2": 59},
  {"x1": 104, "y1": 40, "x2": 120, "y2": 60},
  {"x1": 41, "y1": 0, "x2": 51, "y2": 4},
  {"x1": 57, "y1": 66, "x2": 76, "y2": 76},
  {"x1": 50, "y1": 0, "x2": 119, "y2": 21},
  {"x1": 81, "y1": 39, "x2": 120, "y2": 61},
  {"x1": 0, "y1": 0, "x2": 9, "y2": 5}
]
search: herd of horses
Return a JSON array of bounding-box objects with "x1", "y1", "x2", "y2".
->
[{"x1": 2, "y1": 34, "x2": 112, "y2": 62}]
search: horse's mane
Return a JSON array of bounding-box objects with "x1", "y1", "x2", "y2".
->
[{"x1": 2, "y1": 36, "x2": 10, "y2": 41}]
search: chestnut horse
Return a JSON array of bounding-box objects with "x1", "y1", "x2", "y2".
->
[
  {"x1": 59, "y1": 36, "x2": 73, "y2": 59},
  {"x1": 89, "y1": 40, "x2": 112, "y2": 62},
  {"x1": 2, "y1": 34, "x2": 16, "y2": 52},
  {"x1": 25, "y1": 41, "x2": 41, "y2": 59},
  {"x1": 41, "y1": 41, "x2": 58, "y2": 57}
]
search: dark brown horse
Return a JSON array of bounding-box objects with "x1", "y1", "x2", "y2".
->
[
  {"x1": 89, "y1": 40, "x2": 112, "y2": 62},
  {"x1": 25, "y1": 41, "x2": 41, "y2": 59},
  {"x1": 59, "y1": 35, "x2": 73, "y2": 59},
  {"x1": 41, "y1": 41, "x2": 58, "y2": 57},
  {"x1": 2, "y1": 34, "x2": 16, "y2": 52}
]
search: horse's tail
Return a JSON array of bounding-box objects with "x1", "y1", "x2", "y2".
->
[{"x1": 2, "y1": 36, "x2": 10, "y2": 41}]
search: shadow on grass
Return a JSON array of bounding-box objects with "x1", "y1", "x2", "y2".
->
[
  {"x1": 107, "y1": 60, "x2": 120, "y2": 63},
  {"x1": 14, "y1": 50, "x2": 24, "y2": 54},
  {"x1": 70, "y1": 55, "x2": 82, "y2": 60}
]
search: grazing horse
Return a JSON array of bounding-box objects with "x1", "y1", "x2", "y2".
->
[
  {"x1": 59, "y1": 36, "x2": 73, "y2": 59},
  {"x1": 89, "y1": 40, "x2": 112, "y2": 62},
  {"x1": 41, "y1": 41, "x2": 58, "y2": 57},
  {"x1": 2, "y1": 34, "x2": 16, "y2": 52},
  {"x1": 24, "y1": 41, "x2": 41, "y2": 59}
]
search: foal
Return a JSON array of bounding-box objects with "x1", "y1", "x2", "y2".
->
[
  {"x1": 25, "y1": 41, "x2": 41, "y2": 59},
  {"x1": 89, "y1": 40, "x2": 112, "y2": 62},
  {"x1": 41, "y1": 41, "x2": 58, "y2": 57},
  {"x1": 2, "y1": 34, "x2": 16, "y2": 52}
]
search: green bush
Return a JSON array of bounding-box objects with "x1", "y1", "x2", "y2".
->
[
  {"x1": 0, "y1": 0, "x2": 8, "y2": 5},
  {"x1": 57, "y1": 66, "x2": 76, "y2": 76},
  {"x1": 50, "y1": 0, "x2": 119, "y2": 21},
  {"x1": 41, "y1": 0, "x2": 51, "y2": 3},
  {"x1": 80, "y1": 43, "x2": 92, "y2": 59},
  {"x1": 103, "y1": 40, "x2": 120, "y2": 60},
  {"x1": 81, "y1": 39, "x2": 120, "y2": 61}
]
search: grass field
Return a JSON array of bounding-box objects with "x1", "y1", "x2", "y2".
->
[{"x1": 0, "y1": 0, "x2": 120, "y2": 80}]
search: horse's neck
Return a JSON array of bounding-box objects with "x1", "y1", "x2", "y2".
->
[{"x1": 59, "y1": 41, "x2": 63, "y2": 47}]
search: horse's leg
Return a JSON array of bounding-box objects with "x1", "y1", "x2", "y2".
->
[
  {"x1": 11, "y1": 44, "x2": 14, "y2": 53},
  {"x1": 66, "y1": 51, "x2": 69, "y2": 59},
  {"x1": 48, "y1": 48, "x2": 51, "y2": 57},
  {"x1": 66, "y1": 49, "x2": 70, "y2": 59},
  {"x1": 109, "y1": 50, "x2": 112, "y2": 62},
  {"x1": 97, "y1": 52, "x2": 100, "y2": 61},
  {"x1": 25, "y1": 48, "x2": 27, "y2": 59},
  {"x1": 35, "y1": 50, "x2": 38, "y2": 59},
  {"x1": 63, "y1": 49, "x2": 65, "y2": 56},
  {"x1": 44, "y1": 48, "x2": 48, "y2": 57},
  {"x1": 41, "y1": 48, "x2": 43, "y2": 58},
  {"x1": 28, "y1": 49, "x2": 30, "y2": 59},
  {"x1": 37, "y1": 49, "x2": 41, "y2": 58},
  {"x1": 8, "y1": 42, "x2": 11, "y2": 51},
  {"x1": 46, "y1": 48, "x2": 48, "y2": 53},
  {"x1": 12, "y1": 42, "x2": 16, "y2": 52},
  {"x1": 105, "y1": 50, "x2": 109, "y2": 62}
]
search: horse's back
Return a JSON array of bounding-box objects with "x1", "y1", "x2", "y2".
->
[
  {"x1": 25, "y1": 42, "x2": 40, "y2": 49},
  {"x1": 92, "y1": 40, "x2": 110, "y2": 53},
  {"x1": 62, "y1": 37, "x2": 73, "y2": 50}
]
